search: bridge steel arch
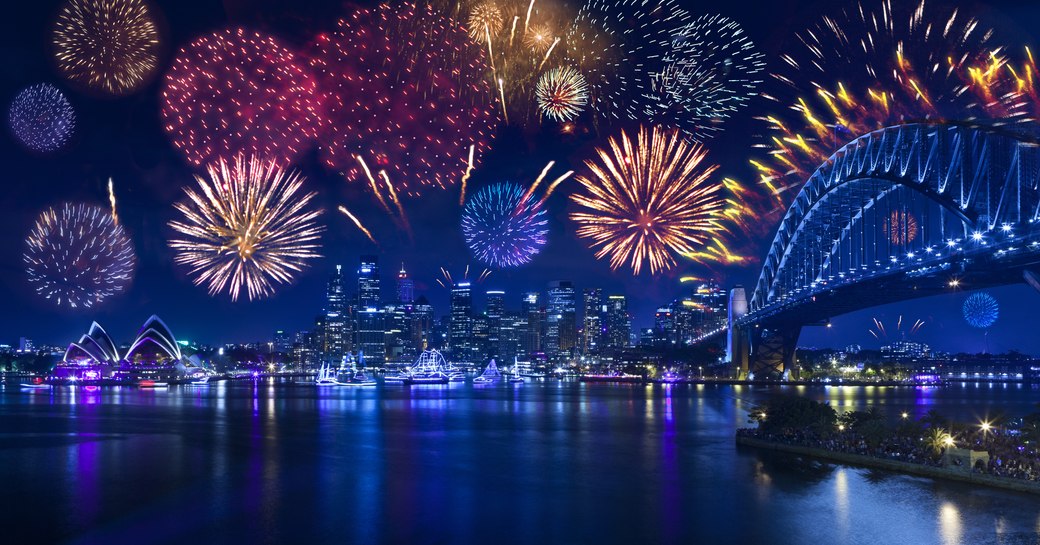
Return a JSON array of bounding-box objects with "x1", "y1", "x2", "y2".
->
[{"x1": 734, "y1": 122, "x2": 1040, "y2": 378}]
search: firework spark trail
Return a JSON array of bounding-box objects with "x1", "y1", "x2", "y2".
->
[
  {"x1": 868, "y1": 315, "x2": 925, "y2": 339},
  {"x1": 522, "y1": 160, "x2": 555, "y2": 204},
  {"x1": 52, "y1": 0, "x2": 161, "y2": 96},
  {"x1": 338, "y1": 206, "x2": 377, "y2": 245},
  {"x1": 168, "y1": 156, "x2": 324, "y2": 301},
  {"x1": 24, "y1": 203, "x2": 136, "y2": 309},
  {"x1": 569, "y1": 126, "x2": 747, "y2": 275},
  {"x1": 107, "y1": 178, "x2": 118, "y2": 225},
  {"x1": 537, "y1": 169, "x2": 573, "y2": 206},
  {"x1": 459, "y1": 145, "x2": 476, "y2": 206},
  {"x1": 524, "y1": 0, "x2": 534, "y2": 32}
]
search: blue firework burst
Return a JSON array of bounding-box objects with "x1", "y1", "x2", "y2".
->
[
  {"x1": 461, "y1": 183, "x2": 548, "y2": 268},
  {"x1": 963, "y1": 292, "x2": 998, "y2": 329},
  {"x1": 8, "y1": 83, "x2": 76, "y2": 153}
]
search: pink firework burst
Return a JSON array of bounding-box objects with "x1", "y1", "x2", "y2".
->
[
  {"x1": 161, "y1": 28, "x2": 323, "y2": 167},
  {"x1": 308, "y1": 2, "x2": 499, "y2": 197}
]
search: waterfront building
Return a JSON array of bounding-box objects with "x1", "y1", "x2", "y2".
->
[
  {"x1": 602, "y1": 295, "x2": 630, "y2": 352},
  {"x1": 450, "y1": 281, "x2": 474, "y2": 363},
  {"x1": 356, "y1": 307, "x2": 386, "y2": 365},
  {"x1": 411, "y1": 296, "x2": 435, "y2": 351},
  {"x1": 358, "y1": 255, "x2": 380, "y2": 308},
  {"x1": 500, "y1": 311, "x2": 525, "y2": 363},
  {"x1": 18, "y1": 337, "x2": 33, "y2": 353},
  {"x1": 521, "y1": 292, "x2": 543, "y2": 354},
  {"x1": 383, "y1": 302, "x2": 409, "y2": 362},
  {"x1": 653, "y1": 306, "x2": 675, "y2": 347},
  {"x1": 582, "y1": 288, "x2": 602, "y2": 355},
  {"x1": 57, "y1": 316, "x2": 201, "y2": 382},
  {"x1": 486, "y1": 290, "x2": 505, "y2": 359},
  {"x1": 546, "y1": 281, "x2": 576, "y2": 358},
  {"x1": 472, "y1": 314, "x2": 489, "y2": 364},
  {"x1": 396, "y1": 263, "x2": 414, "y2": 304},
  {"x1": 322, "y1": 265, "x2": 350, "y2": 365}
]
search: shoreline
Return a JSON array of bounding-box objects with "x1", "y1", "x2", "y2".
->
[{"x1": 736, "y1": 436, "x2": 1040, "y2": 496}]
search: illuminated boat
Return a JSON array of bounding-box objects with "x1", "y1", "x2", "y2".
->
[
  {"x1": 473, "y1": 359, "x2": 501, "y2": 384},
  {"x1": 189, "y1": 376, "x2": 211, "y2": 385},
  {"x1": 401, "y1": 349, "x2": 451, "y2": 385},
  {"x1": 315, "y1": 362, "x2": 337, "y2": 386},
  {"x1": 20, "y1": 382, "x2": 52, "y2": 389},
  {"x1": 338, "y1": 370, "x2": 378, "y2": 387},
  {"x1": 508, "y1": 358, "x2": 524, "y2": 384},
  {"x1": 138, "y1": 380, "x2": 168, "y2": 388}
]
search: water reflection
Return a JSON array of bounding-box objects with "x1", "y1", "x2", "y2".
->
[{"x1": 0, "y1": 381, "x2": 1037, "y2": 544}]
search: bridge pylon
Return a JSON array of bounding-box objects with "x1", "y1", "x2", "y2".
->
[{"x1": 748, "y1": 326, "x2": 801, "y2": 380}]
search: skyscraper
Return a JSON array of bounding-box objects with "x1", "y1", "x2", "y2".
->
[
  {"x1": 521, "y1": 292, "x2": 543, "y2": 354},
  {"x1": 486, "y1": 290, "x2": 505, "y2": 359},
  {"x1": 546, "y1": 281, "x2": 576, "y2": 358},
  {"x1": 355, "y1": 256, "x2": 384, "y2": 366},
  {"x1": 582, "y1": 288, "x2": 602, "y2": 355},
  {"x1": 603, "y1": 295, "x2": 630, "y2": 351},
  {"x1": 322, "y1": 265, "x2": 349, "y2": 364},
  {"x1": 358, "y1": 255, "x2": 380, "y2": 308},
  {"x1": 450, "y1": 281, "x2": 474, "y2": 363},
  {"x1": 411, "y1": 296, "x2": 435, "y2": 352},
  {"x1": 397, "y1": 263, "x2": 414, "y2": 304}
]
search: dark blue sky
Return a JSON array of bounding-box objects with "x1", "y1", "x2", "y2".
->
[{"x1": 2, "y1": 0, "x2": 1040, "y2": 352}]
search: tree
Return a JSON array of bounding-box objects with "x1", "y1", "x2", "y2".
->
[
  {"x1": 921, "y1": 409, "x2": 947, "y2": 429},
  {"x1": 925, "y1": 427, "x2": 953, "y2": 456},
  {"x1": 750, "y1": 396, "x2": 837, "y2": 435}
]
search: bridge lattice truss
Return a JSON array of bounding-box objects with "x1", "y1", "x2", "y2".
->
[{"x1": 747, "y1": 122, "x2": 1040, "y2": 322}]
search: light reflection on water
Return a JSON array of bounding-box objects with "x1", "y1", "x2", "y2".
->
[{"x1": 0, "y1": 380, "x2": 1038, "y2": 544}]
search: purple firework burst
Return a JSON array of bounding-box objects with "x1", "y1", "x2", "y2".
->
[{"x1": 9, "y1": 83, "x2": 76, "y2": 153}]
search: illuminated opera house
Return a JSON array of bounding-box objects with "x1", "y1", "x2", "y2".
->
[{"x1": 55, "y1": 315, "x2": 204, "y2": 383}]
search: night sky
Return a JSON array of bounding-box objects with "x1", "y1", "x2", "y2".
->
[{"x1": 3, "y1": 0, "x2": 1040, "y2": 353}]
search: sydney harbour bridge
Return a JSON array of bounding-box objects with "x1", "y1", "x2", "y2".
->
[{"x1": 702, "y1": 122, "x2": 1040, "y2": 380}]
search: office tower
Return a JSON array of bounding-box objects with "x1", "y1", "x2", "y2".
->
[
  {"x1": 273, "y1": 330, "x2": 291, "y2": 353},
  {"x1": 582, "y1": 288, "x2": 602, "y2": 355},
  {"x1": 358, "y1": 255, "x2": 380, "y2": 308},
  {"x1": 521, "y1": 292, "x2": 543, "y2": 354},
  {"x1": 472, "y1": 314, "x2": 489, "y2": 362},
  {"x1": 603, "y1": 295, "x2": 629, "y2": 351},
  {"x1": 499, "y1": 311, "x2": 525, "y2": 363},
  {"x1": 397, "y1": 263, "x2": 414, "y2": 304},
  {"x1": 546, "y1": 281, "x2": 576, "y2": 357},
  {"x1": 322, "y1": 265, "x2": 349, "y2": 364},
  {"x1": 411, "y1": 296, "x2": 435, "y2": 352},
  {"x1": 486, "y1": 290, "x2": 505, "y2": 359},
  {"x1": 450, "y1": 281, "x2": 474, "y2": 363},
  {"x1": 654, "y1": 306, "x2": 675, "y2": 346}
]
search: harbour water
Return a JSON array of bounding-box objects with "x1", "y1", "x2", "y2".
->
[{"x1": 1, "y1": 380, "x2": 1038, "y2": 544}]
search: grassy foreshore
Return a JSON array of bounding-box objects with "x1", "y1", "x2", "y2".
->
[{"x1": 736, "y1": 435, "x2": 1040, "y2": 495}]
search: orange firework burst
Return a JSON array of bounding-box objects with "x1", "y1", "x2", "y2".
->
[
  {"x1": 966, "y1": 48, "x2": 1040, "y2": 123},
  {"x1": 882, "y1": 210, "x2": 918, "y2": 245},
  {"x1": 168, "y1": 156, "x2": 324, "y2": 301},
  {"x1": 569, "y1": 126, "x2": 747, "y2": 275}
]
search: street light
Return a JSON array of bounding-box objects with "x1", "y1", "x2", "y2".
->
[
  {"x1": 980, "y1": 420, "x2": 992, "y2": 433},
  {"x1": 838, "y1": 424, "x2": 845, "y2": 432},
  {"x1": 901, "y1": 412, "x2": 909, "y2": 419},
  {"x1": 943, "y1": 436, "x2": 955, "y2": 447}
]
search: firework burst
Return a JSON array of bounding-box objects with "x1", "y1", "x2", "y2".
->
[
  {"x1": 645, "y1": 14, "x2": 766, "y2": 141},
  {"x1": 963, "y1": 292, "x2": 999, "y2": 329},
  {"x1": 468, "y1": 2, "x2": 504, "y2": 40},
  {"x1": 168, "y1": 156, "x2": 324, "y2": 301},
  {"x1": 565, "y1": 0, "x2": 691, "y2": 121},
  {"x1": 161, "y1": 28, "x2": 323, "y2": 167},
  {"x1": 9, "y1": 83, "x2": 76, "y2": 153},
  {"x1": 52, "y1": 0, "x2": 161, "y2": 96},
  {"x1": 535, "y1": 65, "x2": 588, "y2": 121},
  {"x1": 569, "y1": 126, "x2": 746, "y2": 275},
  {"x1": 882, "y1": 210, "x2": 919, "y2": 245},
  {"x1": 754, "y1": 0, "x2": 996, "y2": 204},
  {"x1": 24, "y1": 203, "x2": 136, "y2": 309},
  {"x1": 308, "y1": 3, "x2": 498, "y2": 199},
  {"x1": 462, "y1": 182, "x2": 549, "y2": 268}
]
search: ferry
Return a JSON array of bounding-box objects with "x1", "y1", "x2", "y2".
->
[{"x1": 473, "y1": 359, "x2": 502, "y2": 384}]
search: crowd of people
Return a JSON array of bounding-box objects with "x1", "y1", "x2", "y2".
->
[
  {"x1": 737, "y1": 427, "x2": 943, "y2": 468},
  {"x1": 739, "y1": 397, "x2": 1040, "y2": 484}
]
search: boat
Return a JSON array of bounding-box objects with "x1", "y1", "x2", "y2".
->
[
  {"x1": 20, "y1": 381, "x2": 51, "y2": 389},
  {"x1": 401, "y1": 349, "x2": 451, "y2": 385},
  {"x1": 473, "y1": 358, "x2": 502, "y2": 384},
  {"x1": 315, "y1": 362, "x2": 338, "y2": 386},
  {"x1": 338, "y1": 369, "x2": 378, "y2": 386},
  {"x1": 189, "y1": 376, "x2": 211, "y2": 385},
  {"x1": 382, "y1": 373, "x2": 409, "y2": 383},
  {"x1": 138, "y1": 380, "x2": 169, "y2": 388},
  {"x1": 508, "y1": 357, "x2": 524, "y2": 383},
  {"x1": 443, "y1": 360, "x2": 466, "y2": 382}
]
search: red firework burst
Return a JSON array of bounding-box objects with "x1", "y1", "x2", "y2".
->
[
  {"x1": 161, "y1": 28, "x2": 323, "y2": 167},
  {"x1": 308, "y1": 3, "x2": 499, "y2": 197}
]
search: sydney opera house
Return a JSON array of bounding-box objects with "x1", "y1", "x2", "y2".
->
[{"x1": 54, "y1": 315, "x2": 206, "y2": 383}]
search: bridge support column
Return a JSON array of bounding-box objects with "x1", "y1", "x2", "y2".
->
[
  {"x1": 748, "y1": 326, "x2": 801, "y2": 381},
  {"x1": 727, "y1": 287, "x2": 749, "y2": 379},
  {"x1": 1024, "y1": 270, "x2": 1040, "y2": 294}
]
